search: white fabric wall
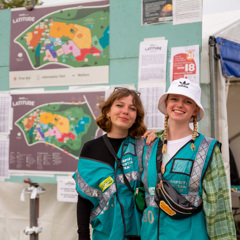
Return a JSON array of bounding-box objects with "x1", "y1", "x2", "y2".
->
[
  {"x1": 0, "y1": 182, "x2": 78, "y2": 240},
  {"x1": 227, "y1": 83, "x2": 240, "y2": 174},
  {"x1": 216, "y1": 62, "x2": 231, "y2": 189}
]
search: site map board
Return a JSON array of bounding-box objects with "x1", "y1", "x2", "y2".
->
[
  {"x1": 9, "y1": 90, "x2": 105, "y2": 178},
  {"x1": 9, "y1": 1, "x2": 109, "y2": 88}
]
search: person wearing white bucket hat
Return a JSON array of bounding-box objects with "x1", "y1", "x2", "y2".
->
[
  {"x1": 158, "y1": 78, "x2": 204, "y2": 122},
  {"x1": 141, "y1": 78, "x2": 236, "y2": 240},
  {"x1": 158, "y1": 78, "x2": 205, "y2": 153}
]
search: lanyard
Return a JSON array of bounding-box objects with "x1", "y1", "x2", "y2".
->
[{"x1": 103, "y1": 134, "x2": 134, "y2": 194}]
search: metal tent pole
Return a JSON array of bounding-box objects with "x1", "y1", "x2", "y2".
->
[
  {"x1": 22, "y1": 178, "x2": 45, "y2": 240},
  {"x1": 208, "y1": 36, "x2": 220, "y2": 139},
  {"x1": 30, "y1": 195, "x2": 39, "y2": 240}
]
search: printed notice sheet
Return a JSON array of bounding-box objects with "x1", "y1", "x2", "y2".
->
[
  {"x1": 173, "y1": 0, "x2": 202, "y2": 25},
  {"x1": 142, "y1": 0, "x2": 173, "y2": 25},
  {"x1": 138, "y1": 40, "x2": 168, "y2": 83},
  {"x1": 57, "y1": 176, "x2": 78, "y2": 202},
  {"x1": 0, "y1": 94, "x2": 12, "y2": 134},
  {"x1": 139, "y1": 84, "x2": 165, "y2": 130},
  {"x1": 0, "y1": 137, "x2": 9, "y2": 178},
  {"x1": 170, "y1": 45, "x2": 199, "y2": 84}
]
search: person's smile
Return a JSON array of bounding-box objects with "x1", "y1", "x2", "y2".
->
[
  {"x1": 173, "y1": 109, "x2": 185, "y2": 114},
  {"x1": 119, "y1": 116, "x2": 129, "y2": 121}
]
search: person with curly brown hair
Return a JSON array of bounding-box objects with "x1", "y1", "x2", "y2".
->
[{"x1": 73, "y1": 87, "x2": 147, "y2": 240}]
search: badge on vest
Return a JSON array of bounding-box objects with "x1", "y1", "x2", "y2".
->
[
  {"x1": 160, "y1": 200, "x2": 176, "y2": 216},
  {"x1": 99, "y1": 176, "x2": 114, "y2": 192}
]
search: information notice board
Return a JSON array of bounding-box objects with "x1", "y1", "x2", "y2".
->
[{"x1": 0, "y1": 0, "x2": 202, "y2": 183}]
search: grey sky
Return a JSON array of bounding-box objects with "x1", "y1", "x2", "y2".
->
[{"x1": 203, "y1": 0, "x2": 240, "y2": 14}]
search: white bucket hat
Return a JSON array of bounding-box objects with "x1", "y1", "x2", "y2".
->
[{"x1": 158, "y1": 78, "x2": 204, "y2": 122}]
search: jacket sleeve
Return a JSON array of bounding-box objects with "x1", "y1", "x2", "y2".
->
[
  {"x1": 77, "y1": 193, "x2": 93, "y2": 240},
  {"x1": 202, "y1": 145, "x2": 236, "y2": 240},
  {"x1": 76, "y1": 143, "x2": 93, "y2": 240}
]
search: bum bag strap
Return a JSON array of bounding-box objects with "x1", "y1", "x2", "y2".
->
[
  {"x1": 156, "y1": 140, "x2": 164, "y2": 178},
  {"x1": 103, "y1": 134, "x2": 134, "y2": 194},
  {"x1": 156, "y1": 139, "x2": 202, "y2": 214}
]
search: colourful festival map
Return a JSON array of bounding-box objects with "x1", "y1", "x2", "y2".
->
[
  {"x1": 9, "y1": 90, "x2": 105, "y2": 173},
  {"x1": 9, "y1": 1, "x2": 109, "y2": 88}
]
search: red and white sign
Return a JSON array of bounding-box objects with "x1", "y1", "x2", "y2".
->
[{"x1": 170, "y1": 45, "x2": 199, "y2": 84}]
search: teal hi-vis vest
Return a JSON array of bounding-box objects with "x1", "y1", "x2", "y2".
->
[
  {"x1": 141, "y1": 133, "x2": 220, "y2": 240},
  {"x1": 73, "y1": 136, "x2": 145, "y2": 240}
]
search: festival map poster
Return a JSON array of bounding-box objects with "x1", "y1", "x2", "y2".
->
[
  {"x1": 9, "y1": 1, "x2": 109, "y2": 88},
  {"x1": 9, "y1": 90, "x2": 105, "y2": 174}
]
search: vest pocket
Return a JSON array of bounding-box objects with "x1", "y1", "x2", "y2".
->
[{"x1": 171, "y1": 158, "x2": 194, "y2": 176}]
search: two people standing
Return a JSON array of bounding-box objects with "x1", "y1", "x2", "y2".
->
[{"x1": 73, "y1": 79, "x2": 236, "y2": 240}]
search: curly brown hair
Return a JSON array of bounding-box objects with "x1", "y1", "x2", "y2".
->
[{"x1": 96, "y1": 88, "x2": 147, "y2": 139}]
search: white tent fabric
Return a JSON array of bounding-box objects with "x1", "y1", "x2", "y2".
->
[
  {"x1": 216, "y1": 20, "x2": 240, "y2": 44},
  {"x1": 0, "y1": 182, "x2": 78, "y2": 240},
  {"x1": 216, "y1": 60, "x2": 231, "y2": 189}
]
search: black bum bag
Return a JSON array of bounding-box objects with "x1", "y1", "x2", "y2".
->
[
  {"x1": 154, "y1": 176, "x2": 202, "y2": 219},
  {"x1": 155, "y1": 141, "x2": 202, "y2": 219}
]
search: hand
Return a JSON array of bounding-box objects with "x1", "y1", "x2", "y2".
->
[{"x1": 143, "y1": 130, "x2": 157, "y2": 145}]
